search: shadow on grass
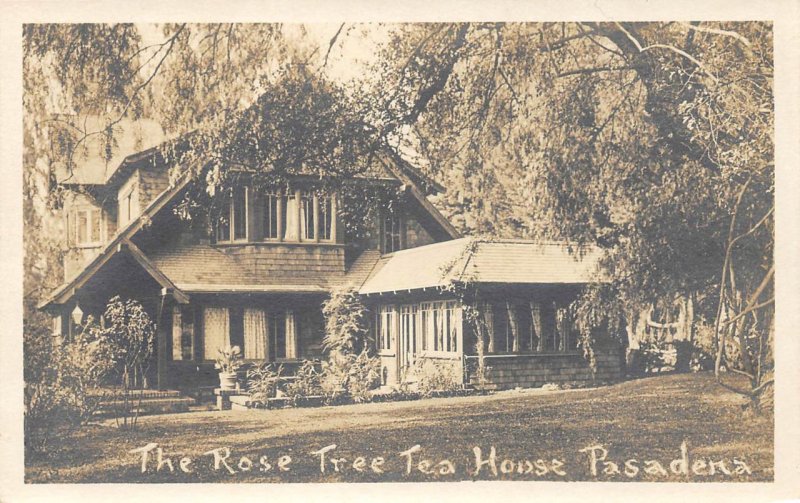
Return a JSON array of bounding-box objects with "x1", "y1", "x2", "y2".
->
[{"x1": 26, "y1": 372, "x2": 773, "y2": 483}]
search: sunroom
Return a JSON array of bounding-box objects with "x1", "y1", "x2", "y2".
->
[{"x1": 359, "y1": 238, "x2": 625, "y2": 389}]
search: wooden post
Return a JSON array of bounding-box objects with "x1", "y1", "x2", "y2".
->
[
  {"x1": 313, "y1": 193, "x2": 320, "y2": 242},
  {"x1": 277, "y1": 192, "x2": 284, "y2": 242},
  {"x1": 157, "y1": 296, "x2": 170, "y2": 390},
  {"x1": 331, "y1": 192, "x2": 339, "y2": 243},
  {"x1": 399, "y1": 215, "x2": 407, "y2": 250},
  {"x1": 295, "y1": 189, "x2": 302, "y2": 241}
]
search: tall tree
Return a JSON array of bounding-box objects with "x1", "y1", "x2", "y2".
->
[
  {"x1": 23, "y1": 22, "x2": 774, "y2": 406},
  {"x1": 372, "y1": 22, "x2": 773, "y2": 405}
]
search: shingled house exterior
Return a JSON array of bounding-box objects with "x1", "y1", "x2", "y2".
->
[{"x1": 39, "y1": 132, "x2": 625, "y2": 392}]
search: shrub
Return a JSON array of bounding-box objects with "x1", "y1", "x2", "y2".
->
[
  {"x1": 246, "y1": 363, "x2": 284, "y2": 405},
  {"x1": 321, "y1": 285, "x2": 380, "y2": 403},
  {"x1": 102, "y1": 296, "x2": 155, "y2": 389},
  {"x1": 24, "y1": 317, "x2": 114, "y2": 455},
  {"x1": 319, "y1": 352, "x2": 381, "y2": 403},
  {"x1": 412, "y1": 358, "x2": 461, "y2": 397},
  {"x1": 283, "y1": 360, "x2": 324, "y2": 399},
  {"x1": 690, "y1": 322, "x2": 718, "y2": 372},
  {"x1": 342, "y1": 351, "x2": 381, "y2": 402},
  {"x1": 322, "y1": 286, "x2": 369, "y2": 354}
]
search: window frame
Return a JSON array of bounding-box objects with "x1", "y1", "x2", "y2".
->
[
  {"x1": 68, "y1": 206, "x2": 104, "y2": 248},
  {"x1": 421, "y1": 300, "x2": 460, "y2": 356},
  {"x1": 376, "y1": 305, "x2": 396, "y2": 355},
  {"x1": 381, "y1": 209, "x2": 404, "y2": 254},
  {"x1": 260, "y1": 190, "x2": 281, "y2": 241},
  {"x1": 480, "y1": 300, "x2": 580, "y2": 356},
  {"x1": 171, "y1": 305, "x2": 195, "y2": 361},
  {"x1": 215, "y1": 185, "x2": 336, "y2": 245},
  {"x1": 118, "y1": 181, "x2": 139, "y2": 227},
  {"x1": 216, "y1": 187, "x2": 250, "y2": 243}
]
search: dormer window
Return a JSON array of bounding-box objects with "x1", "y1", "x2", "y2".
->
[
  {"x1": 118, "y1": 181, "x2": 139, "y2": 226},
  {"x1": 216, "y1": 186, "x2": 336, "y2": 244},
  {"x1": 319, "y1": 193, "x2": 333, "y2": 241},
  {"x1": 301, "y1": 192, "x2": 315, "y2": 240},
  {"x1": 67, "y1": 207, "x2": 103, "y2": 247},
  {"x1": 260, "y1": 191, "x2": 280, "y2": 240},
  {"x1": 216, "y1": 186, "x2": 248, "y2": 242},
  {"x1": 381, "y1": 209, "x2": 404, "y2": 253}
]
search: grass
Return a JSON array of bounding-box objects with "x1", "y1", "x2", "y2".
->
[{"x1": 25, "y1": 372, "x2": 773, "y2": 483}]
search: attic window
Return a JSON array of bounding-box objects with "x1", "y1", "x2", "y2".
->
[
  {"x1": 67, "y1": 207, "x2": 103, "y2": 247},
  {"x1": 381, "y1": 210, "x2": 404, "y2": 253},
  {"x1": 119, "y1": 181, "x2": 139, "y2": 226}
]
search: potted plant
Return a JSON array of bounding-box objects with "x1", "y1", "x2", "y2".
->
[{"x1": 215, "y1": 345, "x2": 243, "y2": 390}]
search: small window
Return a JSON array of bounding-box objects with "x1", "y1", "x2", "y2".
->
[
  {"x1": 216, "y1": 187, "x2": 248, "y2": 242},
  {"x1": 68, "y1": 207, "x2": 103, "y2": 246},
  {"x1": 262, "y1": 191, "x2": 280, "y2": 240},
  {"x1": 216, "y1": 195, "x2": 231, "y2": 242},
  {"x1": 171, "y1": 306, "x2": 194, "y2": 361},
  {"x1": 118, "y1": 182, "x2": 139, "y2": 226},
  {"x1": 319, "y1": 193, "x2": 334, "y2": 241},
  {"x1": 419, "y1": 303, "x2": 431, "y2": 351},
  {"x1": 377, "y1": 305, "x2": 395, "y2": 351},
  {"x1": 233, "y1": 187, "x2": 248, "y2": 240},
  {"x1": 301, "y1": 192, "x2": 315, "y2": 240},
  {"x1": 382, "y1": 210, "x2": 403, "y2": 253},
  {"x1": 282, "y1": 192, "x2": 297, "y2": 241},
  {"x1": 271, "y1": 310, "x2": 297, "y2": 359}
]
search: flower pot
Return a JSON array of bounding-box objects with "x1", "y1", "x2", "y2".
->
[{"x1": 218, "y1": 372, "x2": 238, "y2": 391}]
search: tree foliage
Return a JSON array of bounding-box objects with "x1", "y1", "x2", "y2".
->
[
  {"x1": 374, "y1": 22, "x2": 774, "y2": 403},
  {"x1": 24, "y1": 317, "x2": 114, "y2": 455},
  {"x1": 101, "y1": 296, "x2": 156, "y2": 389},
  {"x1": 23, "y1": 22, "x2": 774, "y2": 405}
]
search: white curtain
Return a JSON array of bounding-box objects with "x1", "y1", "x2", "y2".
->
[
  {"x1": 172, "y1": 307, "x2": 183, "y2": 360},
  {"x1": 203, "y1": 307, "x2": 230, "y2": 360},
  {"x1": 300, "y1": 197, "x2": 309, "y2": 239},
  {"x1": 244, "y1": 308, "x2": 268, "y2": 360},
  {"x1": 483, "y1": 302, "x2": 495, "y2": 353},
  {"x1": 284, "y1": 196, "x2": 298, "y2": 240},
  {"x1": 556, "y1": 308, "x2": 568, "y2": 352},
  {"x1": 452, "y1": 304, "x2": 462, "y2": 353},
  {"x1": 531, "y1": 302, "x2": 544, "y2": 352},
  {"x1": 285, "y1": 310, "x2": 297, "y2": 359}
]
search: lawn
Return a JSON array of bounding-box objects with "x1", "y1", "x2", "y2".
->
[{"x1": 25, "y1": 372, "x2": 773, "y2": 483}]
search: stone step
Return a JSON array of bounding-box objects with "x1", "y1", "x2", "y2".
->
[
  {"x1": 90, "y1": 389, "x2": 184, "y2": 400},
  {"x1": 95, "y1": 397, "x2": 196, "y2": 417}
]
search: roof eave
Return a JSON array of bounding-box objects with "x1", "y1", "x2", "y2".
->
[{"x1": 37, "y1": 174, "x2": 195, "y2": 310}]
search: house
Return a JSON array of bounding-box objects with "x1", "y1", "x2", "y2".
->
[{"x1": 39, "y1": 125, "x2": 625, "y2": 392}]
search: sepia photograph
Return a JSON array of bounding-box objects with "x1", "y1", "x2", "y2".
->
[{"x1": 3, "y1": 1, "x2": 799, "y2": 500}]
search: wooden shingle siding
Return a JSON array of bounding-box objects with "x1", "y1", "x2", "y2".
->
[
  {"x1": 467, "y1": 350, "x2": 624, "y2": 390},
  {"x1": 138, "y1": 162, "x2": 171, "y2": 208},
  {"x1": 146, "y1": 237, "x2": 347, "y2": 288}
]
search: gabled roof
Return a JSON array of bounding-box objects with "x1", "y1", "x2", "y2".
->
[
  {"x1": 39, "y1": 151, "x2": 455, "y2": 308},
  {"x1": 358, "y1": 238, "x2": 607, "y2": 295},
  {"x1": 37, "y1": 174, "x2": 195, "y2": 309}
]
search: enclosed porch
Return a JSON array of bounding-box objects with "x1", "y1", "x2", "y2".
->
[{"x1": 160, "y1": 290, "x2": 328, "y2": 390}]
